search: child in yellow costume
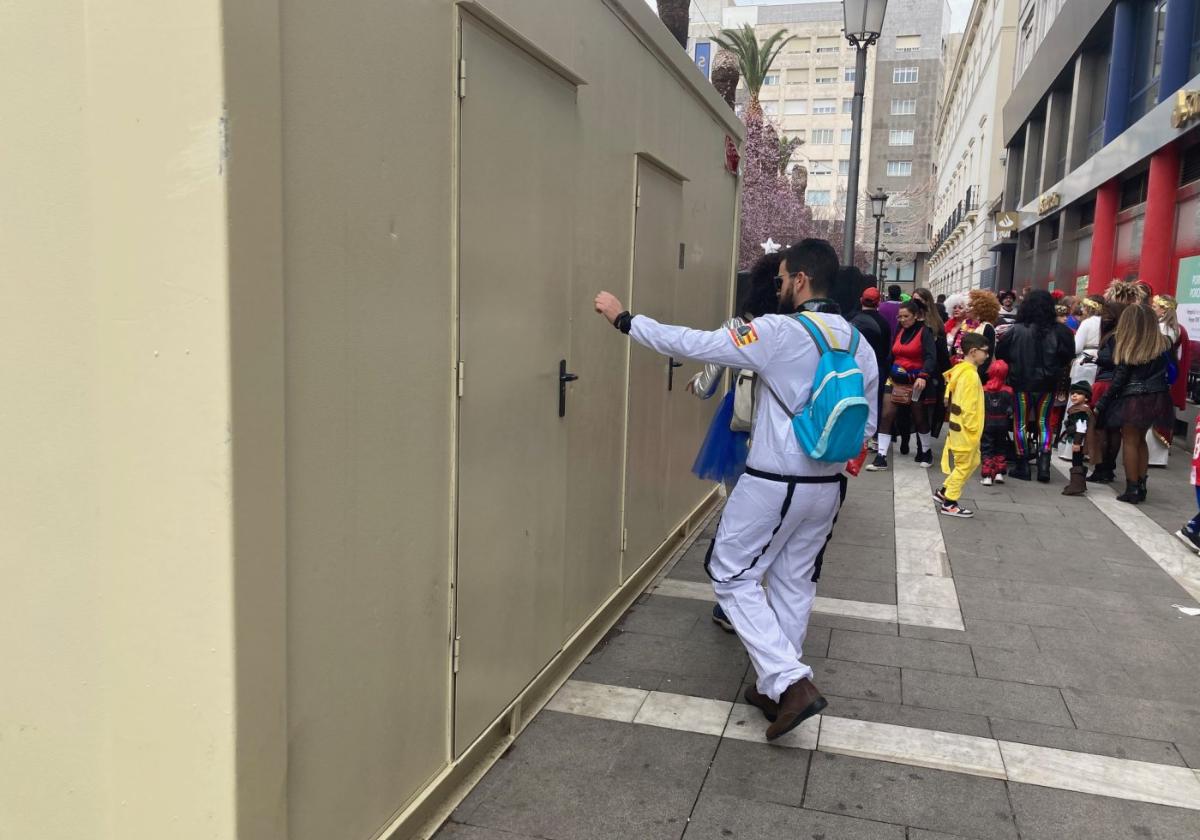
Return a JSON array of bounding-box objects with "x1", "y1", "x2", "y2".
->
[{"x1": 934, "y1": 332, "x2": 989, "y2": 518}]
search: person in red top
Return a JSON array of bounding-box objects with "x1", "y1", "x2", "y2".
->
[
  {"x1": 867, "y1": 299, "x2": 937, "y2": 471},
  {"x1": 979, "y1": 359, "x2": 1014, "y2": 485}
]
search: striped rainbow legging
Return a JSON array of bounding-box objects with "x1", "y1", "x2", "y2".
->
[{"x1": 1013, "y1": 391, "x2": 1055, "y2": 457}]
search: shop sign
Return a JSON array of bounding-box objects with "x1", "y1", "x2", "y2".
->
[
  {"x1": 1176, "y1": 255, "x2": 1200, "y2": 336},
  {"x1": 1076, "y1": 274, "x2": 1089, "y2": 296},
  {"x1": 1037, "y1": 192, "x2": 1061, "y2": 215},
  {"x1": 1171, "y1": 89, "x2": 1200, "y2": 129},
  {"x1": 994, "y1": 211, "x2": 1019, "y2": 239}
]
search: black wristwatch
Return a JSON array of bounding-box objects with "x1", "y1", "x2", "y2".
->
[{"x1": 614, "y1": 311, "x2": 633, "y2": 334}]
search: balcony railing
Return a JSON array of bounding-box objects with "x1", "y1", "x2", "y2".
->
[{"x1": 929, "y1": 185, "x2": 980, "y2": 254}]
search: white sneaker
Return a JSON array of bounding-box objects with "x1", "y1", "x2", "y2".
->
[
  {"x1": 995, "y1": 474, "x2": 1006, "y2": 484},
  {"x1": 980, "y1": 476, "x2": 993, "y2": 486}
]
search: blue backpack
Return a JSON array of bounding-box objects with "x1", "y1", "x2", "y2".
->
[{"x1": 789, "y1": 312, "x2": 870, "y2": 462}]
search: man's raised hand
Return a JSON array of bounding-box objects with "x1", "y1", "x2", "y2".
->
[{"x1": 594, "y1": 291, "x2": 624, "y2": 325}]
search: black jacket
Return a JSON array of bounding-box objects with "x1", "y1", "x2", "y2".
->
[
  {"x1": 852, "y1": 309, "x2": 891, "y2": 376},
  {"x1": 1095, "y1": 354, "x2": 1171, "y2": 415},
  {"x1": 995, "y1": 322, "x2": 1075, "y2": 393}
]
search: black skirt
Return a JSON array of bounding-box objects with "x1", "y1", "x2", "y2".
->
[{"x1": 1104, "y1": 391, "x2": 1174, "y2": 432}]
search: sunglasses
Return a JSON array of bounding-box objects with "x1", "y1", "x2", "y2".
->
[{"x1": 775, "y1": 270, "x2": 800, "y2": 290}]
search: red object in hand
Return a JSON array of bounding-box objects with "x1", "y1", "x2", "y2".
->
[
  {"x1": 725, "y1": 136, "x2": 740, "y2": 174},
  {"x1": 846, "y1": 444, "x2": 869, "y2": 477}
]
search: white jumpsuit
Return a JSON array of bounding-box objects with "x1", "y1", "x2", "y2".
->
[{"x1": 630, "y1": 310, "x2": 879, "y2": 701}]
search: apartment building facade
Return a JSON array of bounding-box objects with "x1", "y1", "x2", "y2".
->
[
  {"x1": 927, "y1": 0, "x2": 1021, "y2": 296},
  {"x1": 690, "y1": 2, "x2": 878, "y2": 224},
  {"x1": 1000, "y1": 0, "x2": 1200, "y2": 310},
  {"x1": 866, "y1": 0, "x2": 951, "y2": 287}
]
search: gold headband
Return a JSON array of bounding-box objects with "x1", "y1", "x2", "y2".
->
[{"x1": 1153, "y1": 294, "x2": 1178, "y2": 311}]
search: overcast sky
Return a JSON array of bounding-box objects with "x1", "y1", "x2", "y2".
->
[{"x1": 648, "y1": 1, "x2": 974, "y2": 33}]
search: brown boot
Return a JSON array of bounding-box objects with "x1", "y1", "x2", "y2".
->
[
  {"x1": 1061, "y1": 465, "x2": 1087, "y2": 496},
  {"x1": 743, "y1": 685, "x2": 779, "y2": 722},
  {"x1": 765, "y1": 677, "x2": 827, "y2": 741}
]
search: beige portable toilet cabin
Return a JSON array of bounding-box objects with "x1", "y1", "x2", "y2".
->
[{"x1": 1, "y1": 1, "x2": 742, "y2": 838}]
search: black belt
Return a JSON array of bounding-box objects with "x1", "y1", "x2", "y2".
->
[{"x1": 745, "y1": 467, "x2": 844, "y2": 484}]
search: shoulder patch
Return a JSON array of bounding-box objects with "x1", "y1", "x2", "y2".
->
[{"x1": 729, "y1": 323, "x2": 759, "y2": 348}]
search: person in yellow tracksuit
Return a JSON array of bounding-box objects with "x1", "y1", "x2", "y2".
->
[{"x1": 935, "y1": 332, "x2": 989, "y2": 518}]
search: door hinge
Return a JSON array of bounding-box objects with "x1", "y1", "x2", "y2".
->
[
  {"x1": 457, "y1": 360, "x2": 465, "y2": 398},
  {"x1": 458, "y1": 59, "x2": 467, "y2": 99},
  {"x1": 452, "y1": 635, "x2": 462, "y2": 673},
  {"x1": 621, "y1": 528, "x2": 628, "y2": 552},
  {"x1": 635, "y1": 184, "x2": 641, "y2": 209}
]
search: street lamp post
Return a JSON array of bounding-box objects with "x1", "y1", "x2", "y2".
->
[
  {"x1": 870, "y1": 187, "x2": 889, "y2": 284},
  {"x1": 841, "y1": 0, "x2": 889, "y2": 268}
]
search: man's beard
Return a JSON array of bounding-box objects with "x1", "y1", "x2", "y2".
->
[{"x1": 777, "y1": 286, "x2": 798, "y2": 314}]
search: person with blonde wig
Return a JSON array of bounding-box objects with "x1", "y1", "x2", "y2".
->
[
  {"x1": 946, "y1": 289, "x2": 998, "y2": 380},
  {"x1": 1092, "y1": 305, "x2": 1174, "y2": 503},
  {"x1": 1146, "y1": 294, "x2": 1190, "y2": 466}
]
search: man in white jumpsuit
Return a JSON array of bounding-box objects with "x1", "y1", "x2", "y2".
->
[{"x1": 595, "y1": 238, "x2": 878, "y2": 740}]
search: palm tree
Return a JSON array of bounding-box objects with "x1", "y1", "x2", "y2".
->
[
  {"x1": 710, "y1": 50, "x2": 740, "y2": 109},
  {"x1": 713, "y1": 25, "x2": 795, "y2": 119},
  {"x1": 656, "y1": 0, "x2": 690, "y2": 48}
]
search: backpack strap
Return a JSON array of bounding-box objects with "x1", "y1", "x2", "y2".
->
[{"x1": 794, "y1": 312, "x2": 833, "y2": 354}]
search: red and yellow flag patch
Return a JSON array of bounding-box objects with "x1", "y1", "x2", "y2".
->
[{"x1": 729, "y1": 323, "x2": 759, "y2": 347}]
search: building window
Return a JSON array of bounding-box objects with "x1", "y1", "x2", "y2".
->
[
  {"x1": 891, "y1": 98, "x2": 917, "y2": 115},
  {"x1": 895, "y1": 34, "x2": 921, "y2": 52},
  {"x1": 839, "y1": 128, "x2": 852, "y2": 145},
  {"x1": 812, "y1": 128, "x2": 835, "y2": 144},
  {"x1": 811, "y1": 160, "x2": 833, "y2": 175},
  {"x1": 807, "y1": 190, "x2": 832, "y2": 205},
  {"x1": 889, "y1": 129, "x2": 915, "y2": 146},
  {"x1": 1129, "y1": 0, "x2": 1167, "y2": 121},
  {"x1": 844, "y1": 67, "x2": 856, "y2": 82},
  {"x1": 816, "y1": 37, "x2": 840, "y2": 53},
  {"x1": 813, "y1": 99, "x2": 837, "y2": 114},
  {"x1": 816, "y1": 68, "x2": 838, "y2": 84},
  {"x1": 762, "y1": 100, "x2": 779, "y2": 116},
  {"x1": 893, "y1": 66, "x2": 919, "y2": 84},
  {"x1": 838, "y1": 159, "x2": 850, "y2": 175},
  {"x1": 763, "y1": 73, "x2": 780, "y2": 86},
  {"x1": 786, "y1": 68, "x2": 809, "y2": 84},
  {"x1": 887, "y1": 160, "x2": 914, "y2": 176},
  {"x1": 1192, "y1": 3, "x2": 1200, "y2": 78},
  {"x1": 784, "y1": 99, "x2": 808, "y2": 115},
  {"x1": 842, "y1": 98, "x2": 853, "y2": 114}
]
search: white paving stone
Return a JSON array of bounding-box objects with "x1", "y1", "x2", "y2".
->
[
  {"x1": 545, "y1": 680, "x2": 648, "y2": 722},
  {"x1": 819, "y1": 717, "x2": 1005, "y2": 778},
  {"x1": 633, "y1": 691, "x2": 731, "y2": 737},
  {"x1": 652, "y1": 578, "x2": 715, "y2": 602},
  {"x1": 812, "y1": 596, "x2": 899, "y2": 622},
  {"x1": 897, "y1": 573, "x2": 960, "y2": 609},
  {"x1": 999, "y1": 741, "x2": 1200, "y2": 811},
  {"x1": 897, "y1": 602, "x2": 965, "y2": 630},
  {"x1": 722, "y1": 703, "x2": 821, "y2": 750}
]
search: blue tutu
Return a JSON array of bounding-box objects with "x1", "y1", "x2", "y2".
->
[{"x1": 692, "y1": 390, "x2": 750, "y2": 484}]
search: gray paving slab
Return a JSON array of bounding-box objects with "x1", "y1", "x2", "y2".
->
[
  {"x1": 1081, "y1": 605, "x2": 1200, "y2": 646},
  {"x1": 814, "y1": 575, "x2": 898, "y2": 605},
  {"x1": 685, "y1": 792, "x2": 906, "y2": 840},
  {"x1": 1031, "y1": 626, "x2": 1191, "y2": 666},
  {"x1": 455, "y1": 711, "x2": 715, "y2": 840},
  {"x1": 1061, "y1": 688, "x2": 1200, "y2": 745},
  {"x1": 900, "y1": 618, "x2": 1038, "y2": 652},
  {"x1": 618, "y1": 594, "x2": 710, "y2": 638},
  {"x1": 955, "y1": 595, "x2": 1097, "y2": 630},
  {"x1": 820, "y1": 693, "x2": 992, "y2": 738},
  {"x1": 700, "y1": 738, "x2": 811, "y2": 809},
  {"x1": 809, "y1": 656, "x2": 903, "y2": 704},
  {"x1": 987, "y1": 717, "x2": 1188, "y2": 766},
  {"x1": 1174, "y1": 741, "x2": 1200, "y2": 769},
  {"x1": 1008, "y1": 781, "x2": 1200, "y2": 840},
  {"x1": 802, "y1": 752, "x2": 1018, "y2": 840},
  {"x1": 808, "y1": 612, "x2": 899, "y2": 636},
  {"x1": 827, "y1": 629, "x2": 976, "y2": 676},
  {"x1": 970, "y1": 644, "x2": 1143, "y2": 696},
  {"x1": 963, "y1": 577, "x2": 1145, "y2": 612},
  {"x1": 907, "y1": 831, "x2": 980, "y2": 840},
  {"x1": 587, "y1": 628, "x2": 748, "y2": 682},
  {"x1": 901, "y1": 669, "x2": 1074, "y2": 726},
  {"x1": 433, "y1": 823, "x2": 543, "y2": 840},
  {"x1": 570, "y1": 660, "x2": 747, "y2": 702}
]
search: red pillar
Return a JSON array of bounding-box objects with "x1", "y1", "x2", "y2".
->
[
  {"x1": 1088, "y1": 180, "x2": 1120, "y2": 295},
  {"x1": 1141, "y1": 144, "x2": 1181, "y2": 296}
]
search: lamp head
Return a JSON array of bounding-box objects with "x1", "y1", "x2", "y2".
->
[
  {"x1": 870, "y1": 186, "x2": 889, "y2": 219},
  {"x1": 843, "y1": 0, "x2": 889, "y2": 45}
]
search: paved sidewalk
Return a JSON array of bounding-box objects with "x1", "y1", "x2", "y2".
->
[{"x1": 435, "y1": 433, "x2": 1200, "y2": 840}]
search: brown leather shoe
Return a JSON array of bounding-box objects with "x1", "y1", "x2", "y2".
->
[
  {"x1": 743, "y1": 685, "x2": 779, "y2": 722},
  {"x1": 765, "y1": 677, "x2": 827, "y2": 741}
]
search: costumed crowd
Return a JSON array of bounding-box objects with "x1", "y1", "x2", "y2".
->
[{"x1": 593, "y1": 237, "x2": 1200, "y2": 746}]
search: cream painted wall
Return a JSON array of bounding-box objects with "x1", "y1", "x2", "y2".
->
[{"x1": 0, "y1": 2, "x2": 244, "y2": 839}]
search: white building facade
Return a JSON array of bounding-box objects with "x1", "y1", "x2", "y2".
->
[{"x1": 927, "y1": 0, "x2": 1020, "y2": 295}]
